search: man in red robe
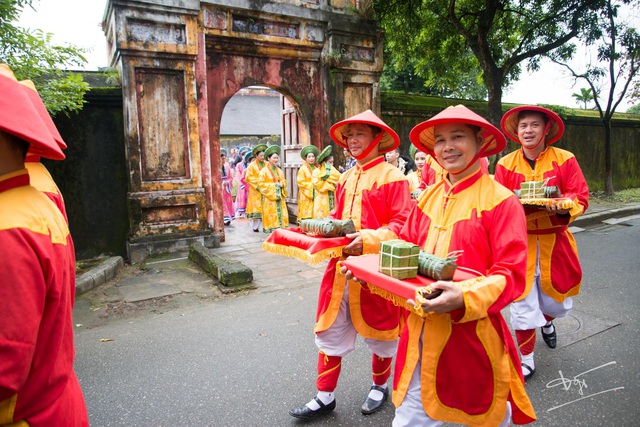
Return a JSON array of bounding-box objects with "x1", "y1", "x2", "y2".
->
[
  {"x1": 0, "y1": 64, "x2": 89, "y2": 426},
  {"x1": 494, "y1": 106, "x2": 589, "y2": 381},
  {"x1": 289, "y1": 110, "x2": 411, "y2": 419},
  {"x1": 391, "y1": 105, "x2": 536, "y2": 426}
]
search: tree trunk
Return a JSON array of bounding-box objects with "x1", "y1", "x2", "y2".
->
[
  {"x1": 485, "y1": 75, "x2": 504, "y2": 172},
  {"x1": 603, "y1": 117, "x2": 614, "y2": 196}
]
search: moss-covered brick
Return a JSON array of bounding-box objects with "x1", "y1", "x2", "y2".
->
[{"x1": 189, "y1": 243, "x2": 253, "y2": 290}]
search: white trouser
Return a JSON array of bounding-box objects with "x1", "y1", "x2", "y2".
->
[
  {"x1": 510, "y1": 241, "x2": 572, "y2": 331},
  {"x1": 315, "y1": 283, "x2": 397, "y2": 358},
  {"x1": 393, "y1": 358, "x2": 512, "y2": 427}
]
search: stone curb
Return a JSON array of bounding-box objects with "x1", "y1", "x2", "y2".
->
[
  {"x1": 188, "y1": 243, "x2": 254, "y2": 292},
  {"x1": 76, "y1": 256, "x2": 124, "y2": 297},
  {"x1": 572, "y1": 205, "x2": 640, "y2": 228}
]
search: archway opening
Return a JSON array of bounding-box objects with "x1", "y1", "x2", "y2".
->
[{"x1": 218, "y1": 86, "x2": 311, "y2": 228}]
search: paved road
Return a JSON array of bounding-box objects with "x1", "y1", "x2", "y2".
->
[{"x1": 73, "y1": 215, "x2": 640, "y2": 426}]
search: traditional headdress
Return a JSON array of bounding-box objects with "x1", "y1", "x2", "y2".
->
[
  {"x1": 501, "y1": 105, "x2": 564, "y2": 145},
  {"x1": 409, "y1": 105, "x2": 505, "y2": 159},
  {"x1": 19, "y1": 79, "x2": 67, "y2": 151},
  {"x1": 316, "y1": 145, "x2": 333, "y2": 164},
  {"x1": 329, "y1": 110, "x2": 400, "y2": 157},
  {"x1": 252, "y1": 143, "x2": 268, "y2": 157},
  {"x1": 0, "y1": 64, "x2": 64, "y2": 160},
  {"x1": 300, "y1": 145, "x2": 319, "y2": 160},
  {"x1": 264, "y1": 144, "x2": 281, "y2": 158}
]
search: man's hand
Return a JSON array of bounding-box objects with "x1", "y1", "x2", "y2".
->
[
  {"x1": 407, "y1": 281, "x2": 464, "y2": 314},
  {"x1": 342, "y1": 232, "x2": 363, "y2": 256},
  {"x1": 339, "y1": 264, "x2": 366, "y2": 284},
  {"x1": 545, "y1": 199, "x2": 570, "y2": 215}
]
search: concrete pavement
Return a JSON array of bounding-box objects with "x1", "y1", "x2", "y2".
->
[{"x1": 71, "y1": 200, "x2": 640, "y2": 426}]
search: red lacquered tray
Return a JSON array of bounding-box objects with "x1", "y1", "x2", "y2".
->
[
  {"x1": 341, "y1": 254, "x2": 478, "y2": 302},
  {"x1": 262, "y1": 227, "x2": 351, "y2": 265}
]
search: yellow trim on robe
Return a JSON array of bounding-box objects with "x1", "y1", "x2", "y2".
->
[{"x1": 0, "y1": 170, "x2": 68, "y2": 245}]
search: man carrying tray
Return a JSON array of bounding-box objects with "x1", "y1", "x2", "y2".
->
[
  {"x1": 288, "y1": 110, "x2": 411, "y2": 419},
  {"x1": 494, "y1": 106, "x2": 589, "y2": 381},
  {"x1": 373, "y1": 105, "x2": 536, "y2": 426}
]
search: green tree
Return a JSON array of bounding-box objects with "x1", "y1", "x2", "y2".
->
[
  {"x1": 572, "y1": 87, "x2": 595, "y2": 109},
  {"x1": 0, "y1": 0, "x2": 89, "y2": 116},
  {"x1": 381, "y1": 44, "x2": 487, "y2": 99},
  {"x1": 551, "y1": 0, "x2": 640, "y2": 195},
  {"x1": 374, "y1": 0, "x2": 604, "y2": 129},
  {"x1": 627, "y1": 104, "x2": 640, "y2": 114}
]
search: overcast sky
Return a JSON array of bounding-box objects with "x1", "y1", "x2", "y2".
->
[{"x1": 18, "y1": 0, "x2": 637, "y2": 110}]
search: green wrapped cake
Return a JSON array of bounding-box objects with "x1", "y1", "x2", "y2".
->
[{"x1": 379, "y1": 240, "x2": 420, "y2": 280}]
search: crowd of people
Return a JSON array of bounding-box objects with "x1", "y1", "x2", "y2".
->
[
  {"x1": 285, "y1": 106, "x2": 588, "y2": 427},
  {"x1": 2, "y1": 53, "x2": 588, "y2": 425},
  {"x1": 223, "y1": 129, "x2": 440, "y2": 234}
]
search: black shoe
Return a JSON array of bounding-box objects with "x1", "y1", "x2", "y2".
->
[
  {"x1": 522, "y1": 363, "x2": 535, "y2": 382},
  {"x1": 541, "y1": 323, "x2": 557, "y2": 348},
  {"x1": 289, "y1": 397, "x2": 336, "y2": 420},
  {"x1": 361, "y1": 385, "x2": 388, "y2": 415}
]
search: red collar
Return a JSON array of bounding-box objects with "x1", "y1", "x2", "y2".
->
[
  {"x1": 0, "y1": 169, "x2": 30, "y2": 194},
  {"x1": 356, "y1": 156, "x2": 385, "y2": 172}
]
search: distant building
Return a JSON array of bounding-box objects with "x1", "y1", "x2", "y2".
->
[{"x1": 220, "y1": 87, "x2": 282, "y2": 157}]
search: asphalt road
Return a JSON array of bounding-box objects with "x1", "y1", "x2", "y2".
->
[{"x1": 73, "y1": 217, "x2": 640, "y2": 426}]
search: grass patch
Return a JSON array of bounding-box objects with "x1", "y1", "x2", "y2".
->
[{"x1": 590, "y1": 188, "x2": 640, "y2": 204}]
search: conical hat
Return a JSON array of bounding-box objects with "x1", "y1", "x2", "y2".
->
[
  {"x1": 19, "y1": 79, "x2": 66, "y2": 150},
  {"x1": 300, "y1": 145, "x2": 319, "y2": 160},
  {"x1": 329, "y1": 110, "x2": 400, "y2": 154},
  {"x1": 501, "y1": 105, "x2": 564, "y2": 145},
  {"x1": 0, "y1": 64, "x2": 64, "y2": 160},
  {"x1": 316, "y1": 145, "x2": 333, "y2": 164},
  {"x1": 409, "y1": 105, "x2": 505, "y2": 158},
  {"x1": 264, "y1": 144, "x2": 281, "y2": 158}
]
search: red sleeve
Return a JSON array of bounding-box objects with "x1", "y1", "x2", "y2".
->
[{"x1": 0, "y1": 230, "x2": 45, "y2": 401}]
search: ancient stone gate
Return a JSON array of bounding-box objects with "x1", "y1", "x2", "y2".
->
[{"x1": 103, "y1": 0, "x2": 383, "y2": 262}]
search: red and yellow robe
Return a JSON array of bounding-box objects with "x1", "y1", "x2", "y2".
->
[
  {"x1": 419, "y1": 155, "x2": 445, "y2": 190},
  {"x1": 0, "y1": 170, "x2": 88, "y2": 426},
  {"x1": 259, "y1": 164, "x2": 289, "y2": 233},
  {"x1": 393, "y1": 170, "x2": 536, "y2": 426},
  {"x1": 296, "y1": 162, "x2": 316, "y2": 221},
  {"x1": 245, "y1": 159, "x2": 266, "y2": 219},
  {"x1": 25, "y1": 156, "x2": 68, "y2": 223},
  {"x1": 407, "y1": 168, "x2": 423, "y2": 193},
  {"x1": 494, "y1": 146, "x2": 589, "y2": 301},
  {"x1": 314, "y1": 156, "x2": 411, "y2": 340},
  {"x1": 311, "y1": 162, "x2": 340, "y2": 219}
]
